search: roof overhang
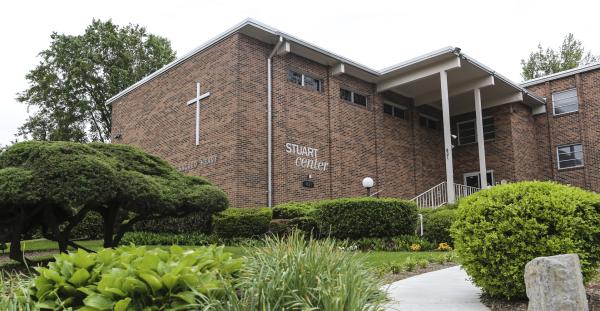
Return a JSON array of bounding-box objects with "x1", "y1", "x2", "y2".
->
[{"x1": 106, "y1": 18, "x2": 546, "y2": 115}]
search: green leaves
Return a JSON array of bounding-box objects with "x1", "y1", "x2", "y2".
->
[
  {"x1": 452, "y1": 181, "x2": 600, "y2": 299},
  {"x1": 316, "y1": 198, "x2": 418, "y2": 239},
  {"x1": 521, "y1": 33, "x2": 599, "y2": 80},
  {"x1": 17, "y1": 19, "x2": 177, "y2": 143},
  {"x1": 29, "y1": 245, "x2": 244, "y2": 310}
]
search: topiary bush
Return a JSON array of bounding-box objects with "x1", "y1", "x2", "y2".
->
[
  {"x1": 29, "y1": 245, "x2": 243, "y2": 310},
  {"x1": 316, "y1": 197, "x2": 418, "y2": 239},
  {"x1": 421, "y1": 204, "x2": 457, "y2": 245},
  {"x1": 451, "y1": 181, "x2": 600, "y2": 299},
  {"x1": 213, "y1": 208, "x2": 272, "y2": 238}
]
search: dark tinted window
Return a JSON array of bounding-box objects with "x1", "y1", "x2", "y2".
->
[
  {"x1": 304, "y1": 75, "x2": 321, "y2": 92},
  {"x1": 288, "y1": 70, "x2": 302, "y2": 85},
  {"x1": 353, "y1": 93, "x2": 367, "y2": 106},
  {"x1": 340, "y1": 89, "x2": 352, "y2": 101},
  {"x1": 557, "y1": 144, "x2": 583, "y2": 169},
  {"x1": 383, "y1": 104, "x2": 393, "y2": 115}
]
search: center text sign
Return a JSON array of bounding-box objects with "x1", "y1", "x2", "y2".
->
[{"x1": 285, "y1": 142, "x2": 329, "y2": 172}]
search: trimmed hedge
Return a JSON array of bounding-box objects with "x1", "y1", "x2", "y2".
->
[
  {"x1": 269, "y1": 217, "x2": 320, "y2": 237},
  {"x1": 421, "y1": 204, "x2": 457, "y2": 245},
  {"x1": 451, "y1": 181, "x2": 600, "y2": 299},
  {"x1": 213, "y1": 207, "x2": 272, "y2": 238},
  {"x1": 316, "y1": 197, "x2": 418, "y2": 239},
  {"x1": 133, "y1": 211, "x2": 212, "y2": 234},
  {"x1": 272, "y1": 201, "x2": 317, "y2": 219}
]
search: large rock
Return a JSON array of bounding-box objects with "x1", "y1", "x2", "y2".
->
[{"x1": 525, "y1": 254, "x2": 589, "y2": 311}]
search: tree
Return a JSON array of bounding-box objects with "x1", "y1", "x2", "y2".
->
[
  {"x1": 17, "y1": 19, "x2": 176, "y2": 143},
  {"x1": 521, "y1": 33, "x2": 599, "y2": 80},
  {"x1": 0, "y1": 141, "x2": 228, "y2": 263}
]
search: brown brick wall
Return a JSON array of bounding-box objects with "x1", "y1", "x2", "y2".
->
[
  {"x1": 111, "y1": 34, "x2": 244, "y2": 206},
  {"x1": 526, "y1": 69, "x2": 600, "y2": 192},
  {"x1": 112, "y1": 33, "x2": 600, "y2": 210}
]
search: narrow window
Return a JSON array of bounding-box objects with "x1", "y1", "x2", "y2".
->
[
  {"x1": 383, "y1": 102, "x2": 407, "y2": 119},
  {"x1": 340, "y1": 88, "x2": 352, "y2": 101},
  {"x1": 288, "y1": 70, "x2": 322, "y2": 92},
  {"x1": 557, "y1": 143, "x2": 583, "y2": 169},
  {"x1": 303, "y1": 75, "x2": 322, "y2": 92},
  {"x1": 353, "y1": 93, "x2": 367, "y2": 106},
  {"x1": 419, "y1": 115, "x2": 438, "y2": 130},
  {"x1": 457, "y1": 117, "x2": 495, "y2": 145},
  {"x1": 288, "y1": 70, "x2": 302, "y2": 86},
  {"x1": 552, "y1": 88, "x2": 578, "y2": 115},
  {"x1": 383, "y1": 103, "x2": 393, "y2": 115}
]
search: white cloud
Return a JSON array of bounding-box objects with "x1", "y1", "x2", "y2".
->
[{"x1": 1, "y1": 0, "x2": 599, "y2": 145}]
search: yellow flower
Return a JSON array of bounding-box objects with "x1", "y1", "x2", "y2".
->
[{"x1": 410, "y1": 243, "x2": 421, "y2": 252}]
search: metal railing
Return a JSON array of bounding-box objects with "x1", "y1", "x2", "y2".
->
[{"x1": 411, "y1": 181, "x2": 480, "y2": 208}]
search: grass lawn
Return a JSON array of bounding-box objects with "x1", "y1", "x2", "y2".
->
[{"x1": 1, "y1": 239, "x2": 452, "y2": 271}]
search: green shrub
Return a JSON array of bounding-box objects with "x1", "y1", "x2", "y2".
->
[
  {"x1": 120, "y1": 231, "x2": 264, "y2": 248},
  {"x1": 272, "y1": 201, "x2": 317, "y2": 219},
  {"x1": 29, "y1": 245, "x2": 243, "y2": 309},
  {"x1": 268, "y1": 219, "x2": 293, "y2": 236},
  {"x1": 350, "y1": 235, "x2": 436, "y2": 252},
  {"x1": 317, "y1": 197, "x2": 418, "y2": 239},
  {"x1": 133, "y1": 211, "x2": 212, "y2": 234},
  {"x1": 212, "y1": 208, "x2": 272, "y2": 238},
  {"x1": 421, "y1": 205, "x2": 457, "y2": 245},
  {"x1": 220, "y1": 231, "x2": 385, "y2": 310},
  {"x1": 452, "y1": 181, "x2": 600, "y2": 299}
]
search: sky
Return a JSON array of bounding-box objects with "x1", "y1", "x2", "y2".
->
[{"x1": 1, "y1": 0, "x2": 599, "y2": 146}]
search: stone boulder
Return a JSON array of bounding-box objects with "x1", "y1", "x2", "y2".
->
[{"x1": 525, "y1": 254, "x2": 589, "y2": 311}]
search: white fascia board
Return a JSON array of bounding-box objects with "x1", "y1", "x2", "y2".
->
[{"x1": 520, "y1": 62, "x2": 600, "y2": 87}]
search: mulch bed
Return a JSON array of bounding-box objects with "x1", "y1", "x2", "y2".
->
[
  {"x1": 481, "y1": 283, "x2": 600, "y2": 311},
  {"x1": 381, "y1": 262, "x2": 457, "y2": 284}
]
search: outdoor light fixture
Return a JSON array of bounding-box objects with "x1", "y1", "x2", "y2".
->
[{"x1": 362, "y1": 177, "x2": 374, "y2": 196}]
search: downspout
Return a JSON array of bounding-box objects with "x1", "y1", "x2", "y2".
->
[{"x1": 267, "y1": 36, "x2": 284, "y2": 208}]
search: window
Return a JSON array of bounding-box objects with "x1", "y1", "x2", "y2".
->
[
  {"x1": 557, "y1": 143, "x2": 583, "y2": 169},
  {"x1": 340, "y1": 89, "x2": 352, "y2": 101},
  {"x1": 287, "y1": 70, "x2": 322, "y2": 91},
  {"x1": 552, "y1": 88, "x2": 578, "y2": 115},
  {"x1": 303, "y1": 75, "x2": 321, "y2": 91},
  {"x1": 457, "y1": 117, "x2": 495, "y2": 145},
  {"x1": 419, "y1": 115, "x2": 438, "y2": 130},
  {"x1": 383, "y1": 102, "x2": 407, "y2": 119},
  {"x1": 340, "y1": 88, "x2": 368, "y2": 107},
  {"x1": 464, "y1": 171, "x2": 495, "y2": 188}
]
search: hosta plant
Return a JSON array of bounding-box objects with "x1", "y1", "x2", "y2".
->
[{"x1": 30, "y1": 245, "x2": 243, "y2": 310}]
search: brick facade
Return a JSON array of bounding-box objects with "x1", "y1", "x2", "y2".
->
[
  {"x1": 526, "y1": 69, "x2": 600, "y2": 191},
  {"x1": 111, "y1": 30, "x2": 600, "y2": 208}
]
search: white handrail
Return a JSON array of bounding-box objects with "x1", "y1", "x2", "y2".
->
[{"x1": 411, "y1": 181, "x2": 480, "y2": 208}]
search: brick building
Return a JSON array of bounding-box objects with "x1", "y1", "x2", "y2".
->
[{"x1": 109, "y1": 19, "x2": 599, "y2": 208}]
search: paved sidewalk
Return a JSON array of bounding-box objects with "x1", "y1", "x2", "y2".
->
[{"x1": 382, "y1": 266, "x2": 489, "y2": 311}]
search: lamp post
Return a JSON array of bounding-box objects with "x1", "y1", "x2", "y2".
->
[{"x1": 362, "y1": 177, "x2": 374, "y2": 197}]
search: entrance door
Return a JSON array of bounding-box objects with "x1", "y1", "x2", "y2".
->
[{"x1": 463, "y1": 171, "x2": 494, "y2": 188}]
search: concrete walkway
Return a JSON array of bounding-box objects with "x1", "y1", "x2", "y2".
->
[{"x1": 382, "y1": 266, "x2": 489, "y2": 311}]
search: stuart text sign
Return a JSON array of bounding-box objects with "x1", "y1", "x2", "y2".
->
[
  {"x1": 285, "y1": 143, "x2": 329, "y2": 172},
  {"x1": 178, "y1": 154, "x2": 218, "y2": 173}
]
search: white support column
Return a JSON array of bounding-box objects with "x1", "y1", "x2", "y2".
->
[
  {"x1": 474, "y1": 88, "x2": 488, "y2": 188},
  {"x1": 440, "y1": 71, "x2": 455, "y2": 203}
]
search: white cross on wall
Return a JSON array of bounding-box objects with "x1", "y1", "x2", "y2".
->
[{"x1": 186, "y1": 82, "x2": 211, "y2": 145}]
